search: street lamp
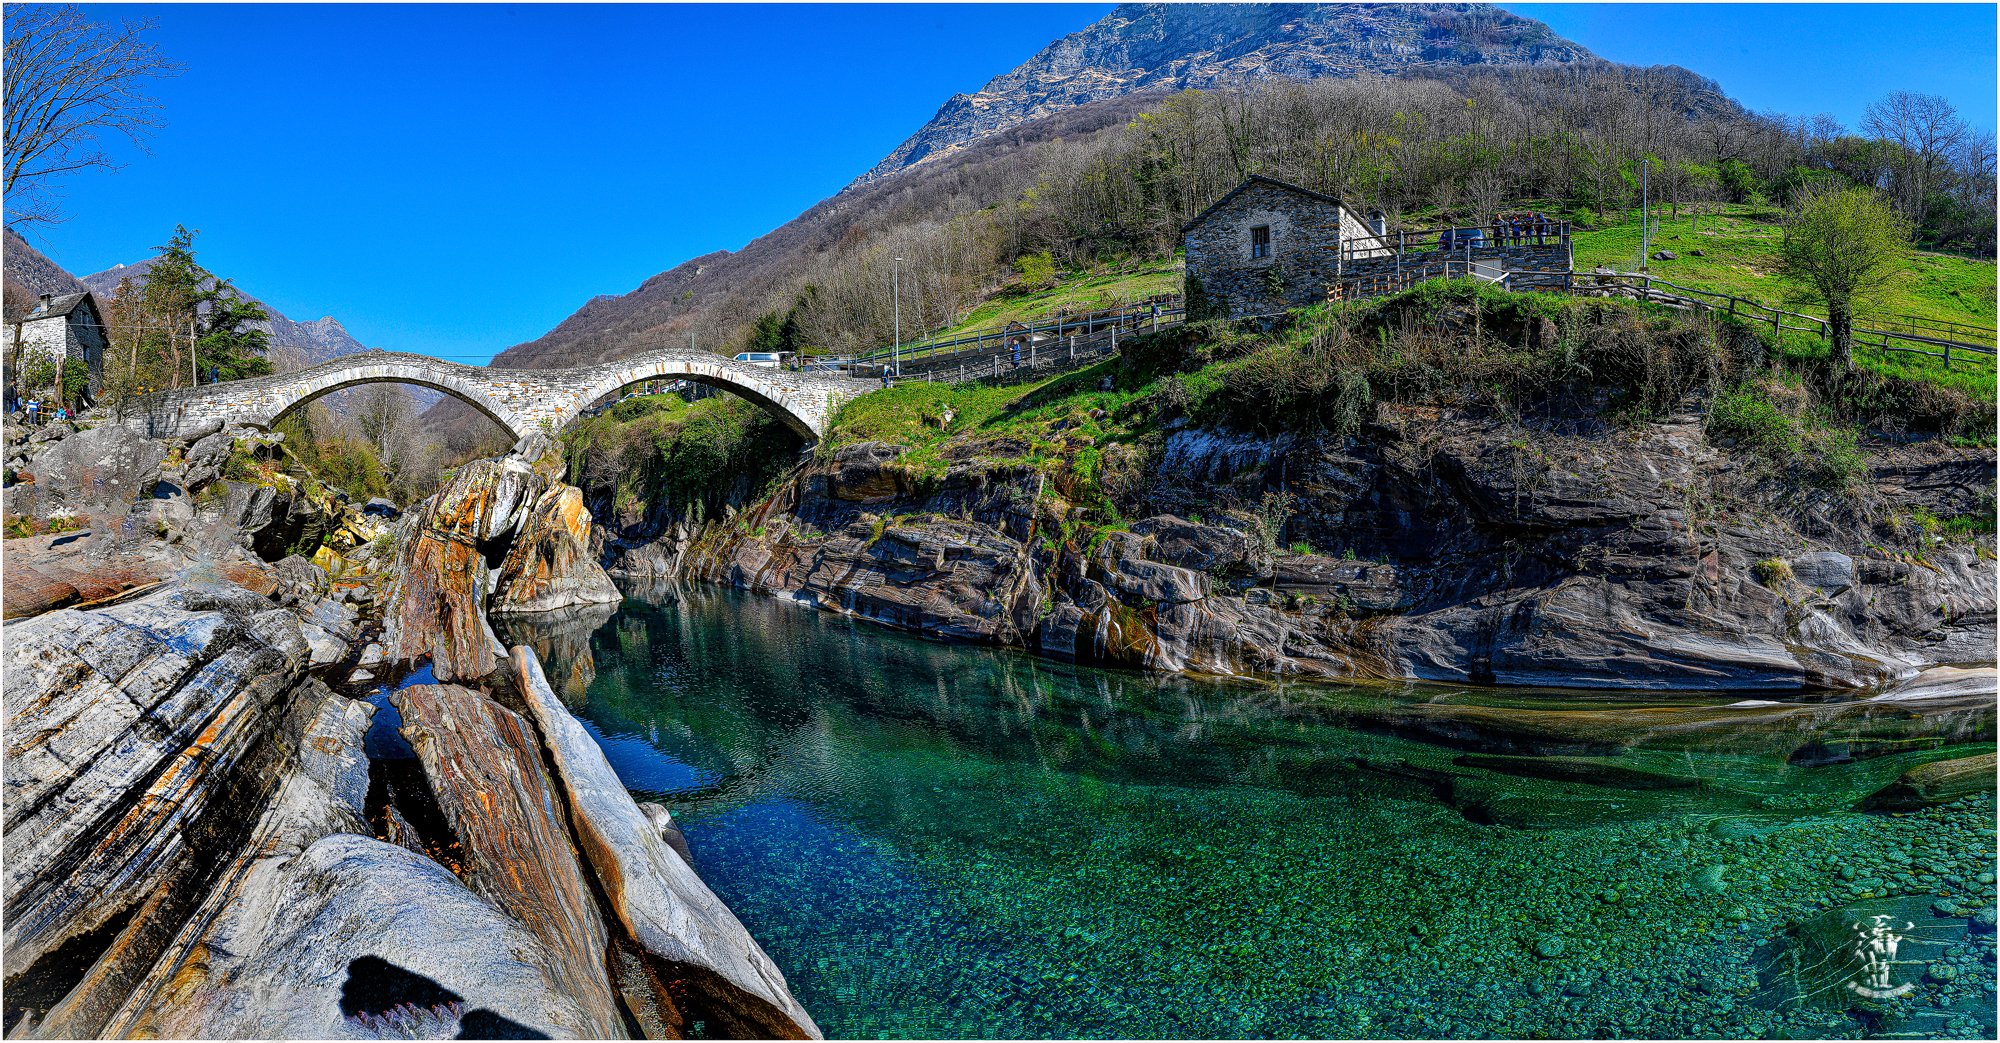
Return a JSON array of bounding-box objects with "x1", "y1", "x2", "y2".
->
[{"x1": 892, "y1": 256, "x2": 903, "y2": 377}]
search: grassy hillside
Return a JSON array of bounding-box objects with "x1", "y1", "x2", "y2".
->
[
  {"x1": 923, "y1": 258, "x2": 1182, "y2": 342},
  {"x1": 828, "y1": 282, "x2": 1992, "y2": 535},
  {"x1": 1570, "y1": 203, "x2": 1997, "y2": 338}
]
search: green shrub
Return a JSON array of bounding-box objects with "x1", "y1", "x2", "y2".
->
[
  {"x1": 1707, "y1": 387, "x2": 1802, "y2": 456},
  {"x1": 1754, "y1": 557, "x2": 1793, "y2": 586}
]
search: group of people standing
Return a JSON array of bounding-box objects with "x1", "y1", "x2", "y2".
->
[
  {"x1": 13, "y1": 397, "x2": 69, "y2": 425},
  {"x1": 1497, "y1": 211, "x2": 1559, "y2": 246}
]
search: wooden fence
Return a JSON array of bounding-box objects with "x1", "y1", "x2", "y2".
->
[
  {"x1": 850, "y1": 297, "x2": 1183, "y2": 373},
  {"x1": 1559, "y1": 271, "x2": 1996, "y2": 368}
]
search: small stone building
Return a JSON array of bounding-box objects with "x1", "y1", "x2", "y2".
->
[
  {"x1": 4, "y1": 291, "x2": 107, "y2": 405},
  {"x1": 1182, "y1": 176, "x2": 1393, "y2": 319}
]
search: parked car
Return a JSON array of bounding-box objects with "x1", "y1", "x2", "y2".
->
[
  {"x1": 733, "y1": 351, "x2": 785, "y2": 369},
  {"x1": 1436, "y1": 228, "x2": 1487, "y2": 250}
]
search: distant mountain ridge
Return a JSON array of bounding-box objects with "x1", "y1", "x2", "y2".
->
[
  {"x1": 3, "y1": 228, "x2": 91, "y2": 318},
  {"x1": 81, "y1": 256, "x2": 372, "y2": 370},
  {"x1": 857, "y1": 2, "x2": 1595, "y2": 184}
]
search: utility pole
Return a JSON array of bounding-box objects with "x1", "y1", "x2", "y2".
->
[
  {"x1": 1640, "y1": 157, "x2": 1651, "y2": 272},
  {"x1": 892, "y1": 256, "x2": 903, "y2": 376}
]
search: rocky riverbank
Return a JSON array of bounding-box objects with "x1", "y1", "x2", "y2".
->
[
  {"x1": 603, "y1": 406, "x2": 1995, "y2": 692},
  {"x1": 2, "y1": 418, "x2": 818, "y2": 1039}
]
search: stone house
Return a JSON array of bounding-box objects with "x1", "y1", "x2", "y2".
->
[
  {"x1": 1181, "y1": 176, "x2": 1393, "y2": 319},
  {"x1": 5, "y1": 291, "x2": 107, "y2": 405}
]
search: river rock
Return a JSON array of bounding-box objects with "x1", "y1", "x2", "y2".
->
[
  {"x1": 386, "y1": 454, "x2": 615, "y2": 678},
  {"x1": 605, "y1": 404, "x2": 1996, "y2": 693},
  {"x1": 179, "y1": 427, "x2": 235, "y2": 490},
  {"x1": 19, "y1": 422, "x2": 164, "y2": 518},
  {"x1": 390, "y1": 683, "x2": 627, "y2": 1037},
  {"x1": 513, "y1": 648, "x2": 821, "y2": 1039},
  {"x1": 33, "y1": 684, "x2": 372, "y2": 1038},
  {"x1": 1865, "y1": 753, "x2": 1999, "y2": 810},
  {"x1": 2, "y1": 581, "x2": 309, "y2": 982},
  {"x1": 101, "y1": 834, "x2": 618, "y2": 1040},
  {"x1": 492, "y1": 482, "x2": 621, "y2": 613}
]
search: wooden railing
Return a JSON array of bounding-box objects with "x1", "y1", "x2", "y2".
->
[
  {"x1": 1565, "y1": 271, "x2": 1997, "y2": 367},
  {"x1": 848, "y1": 297, "x2": 1184, "y2": 373}
]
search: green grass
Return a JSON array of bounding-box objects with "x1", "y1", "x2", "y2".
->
[
  {"x1": 919, "y1": 258, "x2": 1183, "y2": 344},
  {"x1": 825, "y1": 282, "x2": 1988, "y2": 536},
  {"x1": 824, "y1": 366, "x2": 1154, "y2": 483},
  {"x1": 1571, "y1": 202, "x2": 1996, "y2": 339}
]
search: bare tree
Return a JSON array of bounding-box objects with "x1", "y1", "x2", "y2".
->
[
  {"x1": 3, "y1": 5, "x2": 181, "y2": 226},
  {"x1": 1862, "y1": 91, "x2": 1968, "y2": 227}
]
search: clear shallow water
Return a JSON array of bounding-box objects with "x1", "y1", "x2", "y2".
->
[{"x1": 531, "y1": 587, "x2": 1997, "y2": 1039}]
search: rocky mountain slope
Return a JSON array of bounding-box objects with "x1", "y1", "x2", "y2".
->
[
  {"x1": 82, "y1": 256, "x2": 372, "y2": 370},
  {"x1": 859, "y1": 2, "x2": 1593, "y2": 184},
  {"x1": 75, "y1": 256, "x2": 441, "y2": 415},
  {"x1": 1, "y1": 229, "x2": 91, "y2": 319}
]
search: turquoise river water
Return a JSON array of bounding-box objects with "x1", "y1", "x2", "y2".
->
[{"x1": 515, "y1": 586, "x2": 1997, "y2": 1039}]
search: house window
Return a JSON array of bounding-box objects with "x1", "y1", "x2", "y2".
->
[{"x1": 1250, "y1": 225, "x2": 1271, "y2": 259}]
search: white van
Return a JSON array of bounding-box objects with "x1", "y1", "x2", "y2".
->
[{"x1": 733, "y1": 351, "x2": 785, "y2": 369}]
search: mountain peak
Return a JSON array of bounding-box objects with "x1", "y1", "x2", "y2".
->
[{"x1": 855, "y1": 2, "x2": 1593, "y2": 185}]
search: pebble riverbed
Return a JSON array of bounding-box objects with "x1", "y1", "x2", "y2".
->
[{"x1": 541, "y1": 588, "x2": 1997, "y2": 1039}]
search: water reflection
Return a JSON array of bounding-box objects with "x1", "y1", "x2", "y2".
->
[{"x1": 526, "y1": 586, "x2": 1995, "y2": 1040}]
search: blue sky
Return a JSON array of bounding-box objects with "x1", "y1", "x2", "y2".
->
[{"x1": 17, "y1": 3, "x2": 1996, "y2": 365}]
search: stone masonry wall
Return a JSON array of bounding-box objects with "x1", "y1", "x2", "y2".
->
[
  {"x1": 1184, "y1": 182, "x2": 1354, "y2": 319},
  {"x1": 119, "y1": 350, "x2": 870, "y2": 443}
]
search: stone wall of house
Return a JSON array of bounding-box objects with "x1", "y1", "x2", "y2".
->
[
  {"x1": 4, "y1": 314, "x2": 106, "y2": 397},
  {"x1": 1184, "y1": 182, "x2": 1352, "y2": 319}
]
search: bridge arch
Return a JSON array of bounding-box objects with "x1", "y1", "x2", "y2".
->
[
  {"x1": 124, "y1": 348, "x2": 865, "y2": 444},
  {"x1": 262, "y1": 360, "x2": 523, "y2": 438},
  {"x1": 541, "y1": 356, "x2": 836, "y2": 441}
]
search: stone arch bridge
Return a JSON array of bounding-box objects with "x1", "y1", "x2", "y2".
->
[{"x1": 120, "y1": 349, "x2": 874, "y2": 443}]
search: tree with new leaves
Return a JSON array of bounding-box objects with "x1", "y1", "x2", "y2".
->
[
  {"x1": 3, "y1": 5, "x2": 181, "y2": 226},
  {"x1": 100, "y1": 226, "x2": 271, "y2": 403},
  {"x1": 1777, "y1": 183, "x2": 1912, "y2": 373}
]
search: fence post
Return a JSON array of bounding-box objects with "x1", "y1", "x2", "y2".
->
[{"x1": 1945, "y1": 341, "x2": 1952, "y2": 367}]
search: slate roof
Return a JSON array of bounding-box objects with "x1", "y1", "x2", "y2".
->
[
  {"x1": 1180, "y1": 175, "x2": 1348, "y2": 235},
  {"x1": 27, "y1": 292, "x2": 95, "y2": 320}
]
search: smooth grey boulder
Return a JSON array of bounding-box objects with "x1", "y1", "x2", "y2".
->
[
  {"x1": 98, "y1": 834, "x2": 618, "y2": 1040},
  {"x1": 513, "y1": 647, "x2": 821, "y2": 1039},
  {"x1": 1792, "y1": 550, "x2": 1855, "y2": 592},
  {"x1": 22, "y1": 422, "x2": 164, "y2": 517}
]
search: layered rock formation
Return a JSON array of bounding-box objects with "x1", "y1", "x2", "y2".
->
[
  {"x1": 384, "y1": 450, "x2": 620, "y2": 682},
  {"x1": 624, "y1": 408, "x2": 1995, "y2": 692},
  {"x1": 3, "y1": 419, "x2": 816, "y2": 1039}
]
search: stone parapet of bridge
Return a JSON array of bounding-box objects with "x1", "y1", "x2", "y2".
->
[{"x1": 118, "y1": 349, "x2": 871, "y2": 443}]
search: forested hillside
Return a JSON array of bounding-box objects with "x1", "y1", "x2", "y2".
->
[{"x1": 425, "y1": 6, "x2": 1993, "y2": 453}]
